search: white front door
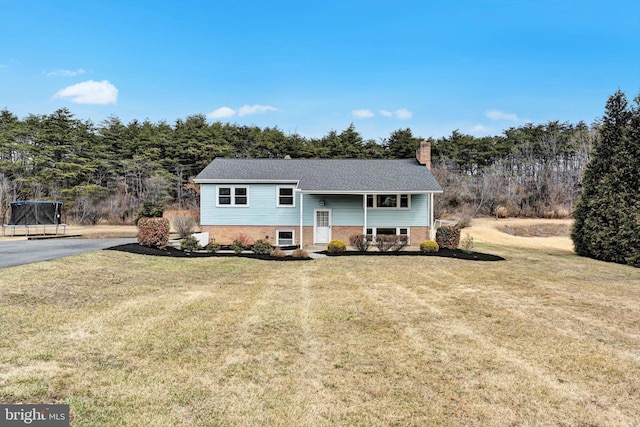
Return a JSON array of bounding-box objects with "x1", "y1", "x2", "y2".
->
[{"x1": 314, "y1": 209, "x2": 331, "y2": 243}]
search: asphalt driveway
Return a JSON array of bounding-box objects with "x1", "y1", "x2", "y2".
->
[{"x1": 0, "y1": 237, "x2": 137, "y2": 269}]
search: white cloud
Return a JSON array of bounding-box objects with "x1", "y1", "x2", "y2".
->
[
  {"x1": 207, "y1": 106, "x2": 236, "y2": 118},
  {"x1": 395, "y1": 108, "x2": 413, "y2": 120},
  {"x1": 486, "y1": 110, "x2": 521, "y2": 122},
  {"x1": 237, "y1": 104, "x2": 279, "y2": 116},
  {"x1": 470, "y1": 124, "x2": 491, "y2": 133},
  {"x1": 53, "y1": 80, "x2": 118, "y2": 104},
  {"x1": 352, "y1": 109, "x2": 375, "y2": 118},
  {"x1": 45, "y1": 68, "x2": 85, "y2": 77},
  {"x1": 378, "y1": 108, "x2": 413, "y2": 119},
  {"x1": 207, "y1": 104, "x2": 279, "y2": 119}
]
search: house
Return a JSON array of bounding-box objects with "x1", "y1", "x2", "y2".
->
[{"x1": 194, "y1": 141, "x2": 442, "y2": 247}]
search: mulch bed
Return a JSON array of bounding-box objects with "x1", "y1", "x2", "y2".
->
[
  {"x1": 320, "y1": 248, "x2": 504, "y2": 261},
  {"x1": 105, "y1": 243, "x2": 504, "y2": 262},
  {"x1": 105, "y1": 243, "x2": 311, "y2": 261}
]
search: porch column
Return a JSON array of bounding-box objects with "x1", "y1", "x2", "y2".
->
[
  {"x1": 363, "y1": 194, "x2": 368, "y2": 234},
  {"x1": 299, "y1": 191, "x2": 304, "y2": 247}
]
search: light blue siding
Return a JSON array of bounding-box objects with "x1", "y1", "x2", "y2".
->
[
  {"x1": 302, "y1": 194, "x2": 428, "y2": 227},
  {"x1": 201, "y1": 184, "x2": 430, "y2": 227},
  {"x1": 201, "y1": 184, "x2": 299, "y2": 226}
]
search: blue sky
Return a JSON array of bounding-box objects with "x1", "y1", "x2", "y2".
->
[{"x1": 1, "y1": 0, "x2": 638, "y2": 141}]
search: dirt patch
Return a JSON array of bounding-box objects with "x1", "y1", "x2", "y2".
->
[
  {"x1": 464, "y1": 217, "x2": 575, "y2": 252},
  {"x1": 497, "y1": 223, "x2": 571, "y2": 238}
]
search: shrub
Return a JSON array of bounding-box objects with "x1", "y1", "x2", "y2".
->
[
  {"x1": 291, "y1": 248, "x2": 309, "y2": 258},
  {"x1": 270, "y1": 247, "x2": 286, "y2": 258},
  {"x1": 496, "y1": 206, "x2": 508, "y2": 219},
  {"x1": 234, "y1": 233, "x2": 253, "y2": 247},
  {"x1": 180, "y1": 235, "x2": 201, "y2": 252},
  {"x1": 205, "y1": 240, "x2": 221, "y2": 253},
  {"x1": 137, "y1": 217, "x2": 171, "y2": 249},
  {"x1": 420, "y1": 240, "x2": 439, "y2": 253},
  {"x1": 327, "y1": 240, "x2": 346, "y2": 253},
  {"x1": 230, "y1": 239, "x2": 246, "y2": 254},
  {"x1": 461, "y1": 233, "x2": 474, "y2": 253},
  {"x1": 252, "y1": 239, "x2": 273, "y2": 255},
  {"x1": 172, "y1": 214, "x2": 197, "y2": 238},
  {"x1": 436, "y1": 225, "x2": 461, "y2": 250},
  {"x1": 349, "y1": 234, "x2": 370, "y2": 252},
  {"x1": 392, "y1": 235, "x2": 409, "y2": 252},
  {"x1": 374, "y1": 235, "x2": 394, "y2": 252},
  {"x1": 374, "y1": 235, "x2": 409, "y2": 252}
]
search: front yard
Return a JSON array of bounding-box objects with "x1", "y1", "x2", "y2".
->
[{"x1": 0, "y1": 240, "x2": 639, "y2": 426}]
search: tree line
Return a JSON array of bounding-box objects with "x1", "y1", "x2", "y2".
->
[{"x1": 0, "y1": 107, "x2": 597, "y2": 224}]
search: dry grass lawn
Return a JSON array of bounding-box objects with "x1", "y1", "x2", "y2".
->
[{"x1": 1, "y1": 223, "x2": 639, "y2": 425}]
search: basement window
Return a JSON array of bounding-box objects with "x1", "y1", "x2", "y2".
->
[
  {"x1": 365, "y1": 227, "x2": 410, "y2": 243},
  {"x1": 277, "y1": 229, "x2": 295, "y2": 246}
]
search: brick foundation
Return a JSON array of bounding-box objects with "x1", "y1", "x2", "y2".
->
[{"x1": 201, "y1": 225, "x2": 431, "y2": 247}]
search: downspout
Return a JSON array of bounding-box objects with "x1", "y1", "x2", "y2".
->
[
  {"x1": 298, "y1": 191, "x2": 304, "y2": 248},
  {"x1": 430, "y1": 192, "x2": 435, "y2": 240}
]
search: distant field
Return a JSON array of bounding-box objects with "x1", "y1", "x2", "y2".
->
[{"x1": 1, "y1": 231, "x2": 639, "y2": 425}]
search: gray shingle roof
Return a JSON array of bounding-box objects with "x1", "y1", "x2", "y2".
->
[{"x1": 195, "y1": 158, "x2": 442, "y2": 193}]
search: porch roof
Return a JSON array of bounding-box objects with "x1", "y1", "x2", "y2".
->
[{"x1": 195, "y1": 158, "x2": 443, "y2": 193}]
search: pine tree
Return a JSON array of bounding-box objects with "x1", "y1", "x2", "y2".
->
[{"x1": 571, "y1": 90, "x2": 640, "y2": 267}]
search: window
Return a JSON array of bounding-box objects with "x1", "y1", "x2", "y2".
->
[
  {"x1": 277, "y1": 186, "x2": 295, "y2": 207},
  {"x1": 277, "y1": 229, "x2": 295, "y2": 246},
  {"x1": 365, "y1": 194, "x2": 410, "y2": 209},
  {"x1": 365, "y1": 227, "x2": 410, "y2": 243},
  {"x1": 217, "y1": 186, "x2": 249, "y2": 206}
]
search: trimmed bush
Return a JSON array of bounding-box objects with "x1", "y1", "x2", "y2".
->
[
  {"x1": 137, "y1": 217, "x2": 171, "y2": 249},
  {"x1": 291, "y1": 248, "x2": 309, "y2": 258},
  {"x1": 349, "y1": 234, "x2": 370, "y2": 252},
  {"x1": 420, "y1": 240, "x2": 439, "y2": 253},
  {"x1": 205, "y1": 240, "x2": 221, "y2": 253},
  {"x1": 270, "y1": 247, "x2": 286, "y2": 258},
  {"x1": 180, "y1": 235, "x2": 201, "y2": 252},
  {"x1": 327, "y1": 240, "x2": 346, "y2": 253},
  {"x1": 436, "y1": 225, "x2": 461, "y2": 250},
  {"x1": 251, "y1": 239, "x2": 273, "y2": 255}
]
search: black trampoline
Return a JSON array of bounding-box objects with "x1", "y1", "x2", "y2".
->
[{"x1": 2, "y1": 201, "x2": 66, "y2": 236}]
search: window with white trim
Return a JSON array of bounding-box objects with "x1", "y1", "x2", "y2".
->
[
  {"x1": 277, "y1": 186, "x2": 295, "y2": 207},
  {"x1": 217, "y1": 186, "x2": 249, "y2": 206},
  {"x1": 365, "y1": 227, "x2": 410, "y2": 243},
  {"x1": 366, "y1": 194, "x2": 410, "y2": 209},
  {"x1": 276, "y1": 229, "x2": 295, "y2": 246}
]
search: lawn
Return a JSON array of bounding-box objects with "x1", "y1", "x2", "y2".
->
[{"x1": 1, "y1": 242, "x2": 639, "y2": 426}]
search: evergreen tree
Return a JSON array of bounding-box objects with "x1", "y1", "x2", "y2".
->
[
  {"x1": 384, "y1": 128, "x2": 421, "y2": 159},
  {"x1": 571, "y1": 90, "x2": 640, "y2": 267}
]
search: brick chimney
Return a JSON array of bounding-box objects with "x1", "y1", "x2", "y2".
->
[{"x1": 416, "y1": 140, "x2": 431, "y2": 170}]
